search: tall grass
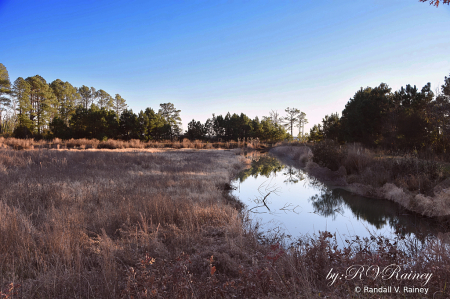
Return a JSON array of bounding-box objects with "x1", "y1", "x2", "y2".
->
[
  {"x1": 0, "y1": 148, "x2": 248, "y2": 298},
  {"x1": 1, "y1": 146, "x2": 449, "y2": 298},
  {"x1": 0, "y1": 137, "x2": 266, "y2": 151}
]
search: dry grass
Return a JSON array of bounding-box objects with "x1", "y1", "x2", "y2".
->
[
  {"x1": 0, "y1": 148, "x2": 250, "y2": 298},
  {"x1": 271, "y1": 142, "x2": 450, "y2": 217},
  {"x1": 270, "y1": 145, "x2": 312, "y2": 165},
  {"x1": 0, "y1": 137, "x2": 266, "y2": 151},
  {"x1": 1, "y1": 146, "x2": 449, "y2": 298}
]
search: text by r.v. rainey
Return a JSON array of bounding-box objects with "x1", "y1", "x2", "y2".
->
[{"x1": 326, "y1": 264, "x2": 433, "y2": 287}]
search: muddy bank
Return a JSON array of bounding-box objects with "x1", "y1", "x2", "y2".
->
[{"x1": 270, "y1": 145, "x2": 450, "y2": 219}]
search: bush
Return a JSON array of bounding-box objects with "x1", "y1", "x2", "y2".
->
[
  {"x1": 309, "y1": 140, "x2": 346, "y2": 171},
  {"x1": 343, "y1": 143, "x2": 374, "y2": 175}
]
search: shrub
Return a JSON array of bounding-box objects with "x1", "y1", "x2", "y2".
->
[
  {"x1": 309, "y1": 140, "x2": 346, "y2": 171},
  {"x1": 343, "y1": 143, "x2": 374, "y2": 175}
]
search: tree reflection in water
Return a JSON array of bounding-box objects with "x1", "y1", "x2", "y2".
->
[
  {"x1": 283, "y1": 166, "x2": 305, "y2": 184},
  {"x1": 235, "y1": 154, "x2": 446, "y2": 242},
  {"x1": 309, "y1": 188, "x2": 345, "y2": 220},
  {"x1": 236, "y1": 156, "x2": 284, "y2": 182}
]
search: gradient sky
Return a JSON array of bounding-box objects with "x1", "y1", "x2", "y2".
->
[{"x1": 1, "y1": 0, "x2": 449, "y2": 134}]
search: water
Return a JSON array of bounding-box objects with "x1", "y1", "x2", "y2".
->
[{"x1": 232, "y1": 154, "x2": 447, "y2": 245}]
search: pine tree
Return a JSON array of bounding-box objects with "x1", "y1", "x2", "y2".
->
[
  {"x1": 283, "y1": 107, "x2": 300, "y2": 138},
  {"x1": 96, "y1": 89, "x2": 113, "y2": 110},
  {"x1": 158, "y1": 103, "x2": 182, "y2": 140},
  {"x1": 25, "y1": 75, "x2": 57, "y2": 134},
  {"x1": 113, "y1": 94, "x2": 127, "y2": 119},
  {"x1": 50, "y1": 79, "x2": 80, "y2": 124},
  {"x1": 12, "y1": 77, "x2": 33, "y2": 136},
  {"x1": 0, "y1": 63, "x2": 12, "y2": 133},
  {"x1": 78, "y1": 85, "x2": 93, "y2": 109}
]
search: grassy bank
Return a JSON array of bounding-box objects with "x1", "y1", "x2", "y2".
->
[
  {"x1": 271, "y1": 142, "x2": 450, "y2": 217},
  {"x1": 1, "y1": 147, "x2": 449, "y2": 298}
]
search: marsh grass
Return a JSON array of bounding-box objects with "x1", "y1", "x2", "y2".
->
[
  {"x1": 0, "y1": 148, "x2": 250, "y2": 298},
  {"x1": 272, "y1": 142, "x2": 450, "y2": 217},
  {"x1": 0, "y1": 137, "x2": 265, "y2": 151},
  {"x1": 1, "y1": 146, "x2": 449, "y2": 298}
]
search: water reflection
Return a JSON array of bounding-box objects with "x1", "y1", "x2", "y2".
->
[
  {"x1": 233, "y1": 154, "x2": 448, "y2": 243},
  {"x1": 283, "y1": 166, "x2": 305, "y2": 184},
  {"x1": 247, "y1": 180, "x2": 301, "y2": 215},
  {"x1": 236, "y1": 156, "x2": 284, "y2": 182},
  {"x1": 309, "y1": 188, "x2": 345, "y2": 220}
]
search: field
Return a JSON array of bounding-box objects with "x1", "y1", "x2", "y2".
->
[
  {"x1": 0, "y1": 147, "x2": 250, "y2": 297},
  {"x1": 1, "y1": 145, "x2": 450, "y2": 298}
]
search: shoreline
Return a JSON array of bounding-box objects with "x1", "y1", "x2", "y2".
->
[{"x1": 269, "y1": 145, "x2": 450, "y2": 220}]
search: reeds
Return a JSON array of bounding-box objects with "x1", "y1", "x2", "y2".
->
[
  {"x1": 1, "y1": 146, "x2": 449, "y2": 298},
  {"x1": 0, "y1": 137, "x2": 267, "y2": 151},
  {"x1": 0, "y1": 148, "x2": 248, "y2": 298}
]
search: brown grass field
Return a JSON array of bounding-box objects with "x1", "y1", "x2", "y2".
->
[{"x1": 0, "y1": 142, "x2": 450, "y2": 298}]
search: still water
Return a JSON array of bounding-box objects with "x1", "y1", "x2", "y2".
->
[{"x1": 232, "y1": 154, "x2": 446, "y2": 244}]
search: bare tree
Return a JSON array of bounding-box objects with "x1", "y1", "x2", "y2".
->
[{"x1": 270, "y1": 109, "x2": 280, "y2": 125}]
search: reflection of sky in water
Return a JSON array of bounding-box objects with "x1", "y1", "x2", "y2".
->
[{"x1": 232, "y1": 155, "x2": 444, "y2": 244}]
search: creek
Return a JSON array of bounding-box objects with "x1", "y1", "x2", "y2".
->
[{"x1": 232, "y1": 154, "x2": 448, "y2": 246}]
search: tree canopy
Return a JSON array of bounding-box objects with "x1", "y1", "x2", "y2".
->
[{"x1": 309, "y1": 74, "x2": 450, "y2": 153}]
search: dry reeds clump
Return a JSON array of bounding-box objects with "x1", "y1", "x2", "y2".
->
[
  {"x1": 64, "y1": 138, "x2": 99, "y2": 149},
  {"x1": 343, "y1": 143, "x2": 374, "y2": 175},
  {"x1": 0, "y1": 137, "x2": 34, "y2": 149},
  {"x1": 270, "y1": 145, "x2": 312, "y2": 164},
  {"x1": 128, "y1": 139, "x2": 145, "y2": 148}
]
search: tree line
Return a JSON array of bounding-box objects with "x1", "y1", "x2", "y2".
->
[
  {"x1": 309, "y1": 73, "x2": 450, "y2": 152},
  {"x1": 0, "y1": 64, "x2": 186, "y2": 141},
  {"x1": 185, "y1": 107, "x2": 309, "y2": 141},
  {"x1": 0, "y1": 63, "x2": 307, "y2": 142}
]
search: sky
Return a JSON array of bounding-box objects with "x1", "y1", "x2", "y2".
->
[{"x1": 1, "y1": 0, "x2": 449, "y2": 134}]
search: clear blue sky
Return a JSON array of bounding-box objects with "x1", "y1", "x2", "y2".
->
[{"x1": 1, "y1": 0, "x2": 449, "y2": 134}]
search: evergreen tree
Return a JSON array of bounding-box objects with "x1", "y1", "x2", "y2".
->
[
  {"x1": 186, "y1": 119, "x2": 205, "y2": 140},
  {"x1": 137, "y1": 110, "x2": 149, "y2": 140},
  {"x1": 50, "y1": 79, "x2": 80, "y2": 124},
  {"x1": 68, "y1": 105, "x2": 119, "y2": 140},
  {"x1": 282, "y1": 107, "x2": 300, "y2": 137},
  {"x1": 49, "y1": 116, "x2": 70, "y2": 139},
  {"x1": 321, "y1": 113, "x2": 340, "y2": 141},
  {"x1": 78, "y1": 85, "x2": 93, "y2": 109},
  {"x1": 308, "y1": 124, "x2": 324, "y2": 142},
  {"x1": 113, "y1": 94, "x2": 127, "y2": 119},
  {"x1": 0, "y1": 63, "x2": 12, "y2": 133},
  {"x1": 340, "y1": 83, "x2": 391, "y2": 146},
  {"x1": 12, "y1": 77, "x2": 33, "y2": 135},
  {"x1": 25, "y1": 75, "x2": 57, "y2": 134},
  {"x1": 143, "y1": 107, "x2": 170, "y2": 140},
  {"x1": 96, "y1": 89, "x2": 113, "y2": 110},
  {"x1": 158, "y1": 103, "x2": 181, "y2": 139},
  {"x1": 296, "y1": 112, "x2": 308, "y2": 137},
  {"x1": 119, "y1": 109, "x2": 138, "y2": 140}
]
